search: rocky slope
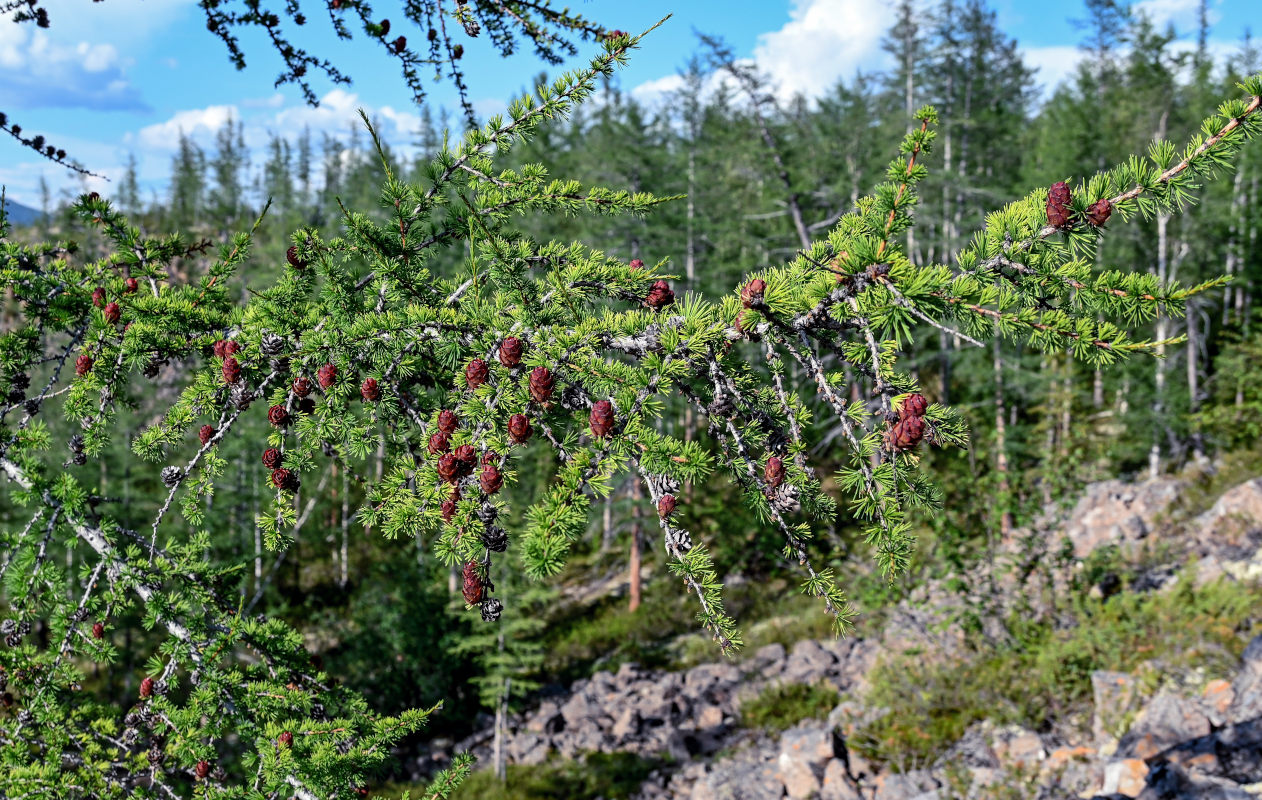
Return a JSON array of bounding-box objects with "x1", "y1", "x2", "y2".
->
[{"x1": 428, "y1": 475, "x2": 1262, "y2": 799}]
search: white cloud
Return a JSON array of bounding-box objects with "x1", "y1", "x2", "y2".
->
[
  {"x1": 0, "y1": 13, "x2": 145, "y2": 111},
  {"x1": 1021, "y1": 45, "x2": 1085, "y2": 95},
  {"x1": 1133, "y1": 0, "x2": 1221, "y2": 30},
  {"x1": 136, "y1": 105, "x2": 241, "y2": 150},
  {"x1": 752, "y1": 0, "x2": 895, "y2": 102}
]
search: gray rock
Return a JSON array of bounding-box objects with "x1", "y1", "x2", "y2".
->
[
  {"x1": 775, "y1": 723, "x2": 835, "y2": 798},
  {"x1": 691, "y1": 745, "x2": 786, "y2": 800},
  {"x1": 1063, "y1": 478, "x2": 1183, "y2": 558},
  {"x1": 818, "y1": 758, "x2": 861, "y2": 800},
  {"x1": 872, "y1": 769, "x2": 938, "y2": 800},
  {"x1": 782, "y1": 639, "x2": 838, "y2": 684},
  {"x1": 1093, "y1": 671, "x2": 1143, "y2": 743},
  {"x1": 1118, "y1": 691, "x2": 1210, "y2": 759},
  {"x1": 1229, "y1": 634, "x2": 1262, "y2": 724}
]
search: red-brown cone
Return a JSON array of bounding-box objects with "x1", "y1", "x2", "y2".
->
[
  {"x1": 125, "y1": 277, "x2": 139, "y2": 294},
  {"x1": 453, "y1": 444, "x2": 477, "y2": 477},
  {"x1": 645, "y1": 280, "x2": 675, "y2": 310},
  {"x1": 629, "y1": 258, "x2": 644, "y2": 270},
  {"x1": 278, "y1": 731, "x2": 294, "y2": 748},
  {"x1": 900, "y1": 393, "x2": 928, "y2": 418},
  {"x1": 267, "y1": 405, "x2": 290, "y2": 427},
  {"x1": 888, "y1": 415, "x2": 925, "y2": 451},
  {"x1": 140, "y1": 677, "x2": 154, "y2": 698},
  {"x1": 436, "y1": 453, "x2": 460, "y2": 483},
  {"x1": 92, "y1": 621, "x2": 104, "y2": 639},
  {"x1": 589, "y1": 399, "x2": 615, "y2": 438},
  {"x1": 292, "y1": 376, "x2": 313, "y2": 397},
  {"x1": 286, "y1": 246, "x2": 307, "y2": 270},
  {"x1": 481, "y1": 449, "x2": 499, "y2": 466},
  {"x1": 360, "y1": 378, "x2": 379, "y2": 401},
  {"x1": 428, "y1": 431, "x2": 451, "y2": 455},
  {"x1": 764, "y1": 456, "x2": 786, "y2": 489},
  {"x1": 437, "y1": 409, "x2": 459, "y2": 433},
  {"x1": 498, "y1": 337, "x2": 523, "y2": 368},
  {"x1": 195, "y1": 760, "x2": 210, "y2": 780},
  {"x1": 440, "y1": 499, "x2": 458, "y2": 523},
  {"x1": 271, "y1": 468, "x2": 298, "y2": 490},
  {"x1": 479, "y1": 463, "x2": 503, "y2": 494},
  {"x1": 199, "y1": 425, "x2": 216, "y2": 445},
  {"x1": 222, "y1": 357, "x2": 241, "y2": 385},
  {"x1": 92, "y1": 287, "x2": 105, "y2": 308},
  {"x1": 262, "y1": 448, "x2": 282, "y2": 470},
  {"x1": 1085, "y1": 198, "x2": 1112, "y2": 227},
  {"x1": 528, "y1": 366, "x2": 554, "y2": 403},
  {"x1": 392, "y1": 35, "x2": 407, "y2": 54},
  {"x1": 103, "y1": 302, "x2": 121, "y2": 324},
  {"x1": 1046, "y1": 181, "x2": 1073, "y2": 229},
  {"x1": 461, "y1": 562, "x2": 484, "y2": 605},
  {"x1": 317, "y1": 363, "x2": 337, "y2": 389},
  {"x1": 741, "y1": 278, "x2": 767, "y2": 309},
  {"x1": 508, "y1": 413, "x2": 532, "y2": 444},
  {"x1": 657, "y1": 494, "x2": 677, "y2": 518},
  {"x1": 465, "y1": 359, "x2": 489, "y2": 390},
  {"x1": 76, "y1": 354, "x2": 93, "y2": 376}
]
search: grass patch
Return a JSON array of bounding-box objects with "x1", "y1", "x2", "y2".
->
[
  {"x1": 850, "y1": 575, "x2": 1262, "y2": 773},
  {"x1": 447, "y1": 752, "x2": 658, "y2": 800},
  {"x1": 738, "y1": 681, "x2": 841, "y2": 734}
]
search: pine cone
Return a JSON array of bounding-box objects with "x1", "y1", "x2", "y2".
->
[
  {"x1": 195, "y1": 760, "x2": 210, "y2": 780},
  {"x1": 92, "y1": 287, "x2": 105, "y2": 308},
  {"x1": 453, "y1": 444, "x2": 477, "y2": 478},
  {"x1": 199, "y1": 425, "x2": 216, "y2": 445},
  {"x1": 71, "y1": 452, "x2": 86, "y2": 466},
  {"x1": 297, "y1": 397, "x2": 315, "y2": 416},
  {"x1": 476, "y1": 504, "x2": 499, "y2": 523},
  {"x1": 589, "y1": 399, "x2": 615, "y2": 438},
  {"x1": 222, "y1": 357, "x2": 241, "y2": 385},
  {"x1": 428, "y1": 431, "x2": 451, "y2": 455},
  {"x1": 140, "y1": 677, "x2": 154, "y2": 698},
  {"x1": 267, "y1": 405, "x2": 290, "y2": 427},
  {"x1": 392, "y1": 34, "x2": 407, "y2": 53},
  {"x1": 887, "y1": 414, "x2": 925, "y2": 451},
  {"x1": 629, "y1": 258, "x2": 644, "y2": 270},
  {"x1": 665, "y1": 527, "x2": 693, "y2": 553},
  {"x1": 481, "y1": 449, "x2": 499, "y2": 466},
  {"x1": 436, "y1": 453, "x2": 460, "y2": 483},
  {"x1": 161, "y1": 466, "x2": 182, "y2": 488},
  {"x1": 317, "y1": 363, "x2": 337, "y2": 389},
  {"x1": 1046, "y1": 181, "x2": 1073, "y2": 229},
  {"x1": 1085, "y1": 198, "x2": 1112, "y2": 226},
  {"x1": 507, "y1": 413, "x2": 532, "y2": 444},
  {"x1": 465, "y1": 358, "x2": 489, "y2": 390},
  {"x1": 278, "y1": 731, "x2": 294, "y2": 748},
  {"x1": 286, "y1": 246, "x2": 307, "y2": 270},
  {"x1": 271, "y1": 468, "x2": 299, "y2": 491},
  {"x1": 528, "y1": 366, "x2": 554, "y2": 403},
  {"x1": 644, "y1": 280, "x2": 675, "y2": 310},
  {"x1": 480, "y1": 598, "x2": 503, "y2": 622},
  {"x1": 452, "y1": 43, "x2": 463, "y2": 59},
  {"x1": 92, "y1": 622, "x2": 104, "y2": 640},
  {"x1": 75, "y1": 354, "x2": 93, "y2": 377},
  {"x1": 103, "y1": 302, "x2": 121, "y2": 325},
  {"x1": 260, "y1": 333, "x2": 286, "y2": 356},
  {"x1": 498, "y1": 337, "x2": 523, "y2": 367},
  {"x1": 231, "y1": 383, "x2": 252, "y2": 411},
  {"x1": 69, "y1": 434, "x2": 85, "y2": 452},
  {"x1": 900, "y1": 393, "x2": 928, "y2": 418},
  {"x1": 292, "y1": 376, "x2": 313, "y2": 398},
  {"x1": 741, "y1": 278, "x2": 767, "y2": 308},
  {"x1": 479, "y1": 464, "x2": 503, "y2": 494},
  {"x1": 440, "y1": 499, "x2": 458, "y2": 523},
  {"x1": 125, "y1": 277, "x2": 139, "y2": 294},
  {"x1": 262, "y1": 448, "x2": 283, "y2": 469},
  {"x1": 461, "y1": 562, "x2": 484, "y2": 605},
  {"x1": 480, "y1": 526, "x2": 507, "y2": 552},
  {"x1": 378, "y1": 18, "x2": 390, "y2": 35},
  {"x1": 764, "y1": 456, "x2": 785, "y2": 489},
  {"x1": 360, "y1": 378, "x2": 379, "y2": 401},
  {"x1": 657, "y1": 494, "x2": 677, "y2": 518},
  {"x1": 560, "y1": 383, "x2": 589, "y2": 411},
  {"x1": 437, "y1": 409, "x2": 459, "y2": 433}
]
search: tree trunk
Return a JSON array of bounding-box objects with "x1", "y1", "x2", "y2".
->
[
  {"x1": 1150, "y1": 212, "x2": 1170, "y2": 479},
  {"x1": 629, "y1": 479, "x2": 642, "y2": 613},
  {"x1": 993, "y1": 336, "x2": 1013, "y2": 536}
]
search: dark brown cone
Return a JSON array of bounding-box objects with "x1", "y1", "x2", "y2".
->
[
  {"x1": 292, "y1": 377, "x2": 313, "y2": 397},
  {"x1": 199, "y1": 425, "x2": 216, "y2": 445},
  {"x1": 589, "y1": 399, "x2": 615, "y2": 438},
  {"x1": 480, "y1": 449, "x2": 499, "y2": 466},
  {"x1": 479, "y1": 464, "x2": 503, "y2": 494},
  {"x1": 360, "y1": 378, "x2": 379, "y2": 401},
  {"x1": 498, "y1": 337, "x2": 523, "y2": 367},
  {"x1": 900, "y1": 393, "x2": 928, "y2": 418},
  {"x1": 428, "y1": 431, "x2": 451, "y2": 455},
  {"x1": 453, "y1": 444, "x2": 477, "y2": 477},
  {"x1": 392, "y1": 35, "x2": 407, "y2": 53},
  {"x1": 140, "y1": 677, "x2": 154, "y2": 698},
  {"x1": 92, "y1": 622, "x2": 104, "y2": 639},
  {"x1": 436, "y1": 453, "x2": 460, "y2": 483},
  {"x1": 75, "y1": 354, "x2": 93, "y2": 376},
  {"x1": 437, "y1": 409, "x2": 459, "y2": 433},
  {"x1": 764, "y1": 456, "x2": 786, "y2": 489},
  {"x1": 103, "y1": 302, "x2": 121, "y2": 324},
  {"x1": 286, "y1": 246, "x2": 307, "y2": 270},
  {"x1": 528, "y1": 366, "x2": 554, "y2": 403},
  {"x1": 297, "y1": 397, "x2": 315, "y2": 416},
  {"x1": 888, "y1": 415, "x2": 925, "y2": 451},
  {"x1": 222, "y1": 357, "x2": 241, "y2": 385},
  {"x1": 1085, "y1": 198, "x2": 1112, "y2": 227},
  {"x1": 657, "y1": 494, "x2": 677, "y2": 518},
  {"x1": 645, "y1": 280, "x2": 675, "y2": 310},
  {"x1": 261, "y1": 448, "x2": 282, "y2": 469},
  {"x1": 465, "y1": 359, "x2": 489, "y2": 390},
  {"x1": 741, "y1": 278, "x2": 767, "y2": 309},
  {"x1": 440, "y1": 499, "x2": 457, "y2": 523},
  {"x1": 461, "y1": 562, "x2": 484, "y2": 605},
  {"x1": 317, "y1": 363, "x2": 337, "y2": 389},
  {"x1": 271, "y1": 468, "x2": 298, "y2": 490},
  {"x1": 1046, "y1": 181, "x2": 1073, "y2": 229},
  {"x1": 508, "y1": 413, "x2": 532, "y2": 444},
  {"x1": 267, "y1": 405, "x2": 290, "y2": 427}
]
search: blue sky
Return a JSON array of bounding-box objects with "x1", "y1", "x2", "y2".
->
[{"x1": 1, "y1": 0, "x2": 1258, "y2": 208}]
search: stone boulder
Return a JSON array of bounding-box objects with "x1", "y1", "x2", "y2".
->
[
  {"x1": 1063, "y1": 478, "x2": 1183, "y2": 559},
  {"x1": 1117, "y1": 690, "x2": 1211, "y2": 759}
]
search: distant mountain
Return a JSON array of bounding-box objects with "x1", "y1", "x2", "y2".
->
[{"x1": 1, "y1": 197, "x2": 41, "y2": 227}]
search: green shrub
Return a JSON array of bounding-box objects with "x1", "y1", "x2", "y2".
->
[
  {"x1": 448, "y1": 753, "x2": 659, "y2": 800},
  {"x1": 738, "y1": 681, "x2": 842, "y2": 734}
]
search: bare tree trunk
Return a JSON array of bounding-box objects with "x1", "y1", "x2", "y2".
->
[
  {"x1": 1150, "y1": 212, "x2": 1170, "y2": 479},
  {"x1": 628, "y1": 479, "x2": 642, "y2": 613},
  {"x1": 601, "y1": 489, "x2": 615, "y2": 552},
  {"x1": 340, "y1": 464, "x2": 350, "y2": 587}
]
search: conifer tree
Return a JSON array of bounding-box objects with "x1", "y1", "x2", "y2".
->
[{"x1": 2, "y1": 21, "x2": 1262, "y2": 800}]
